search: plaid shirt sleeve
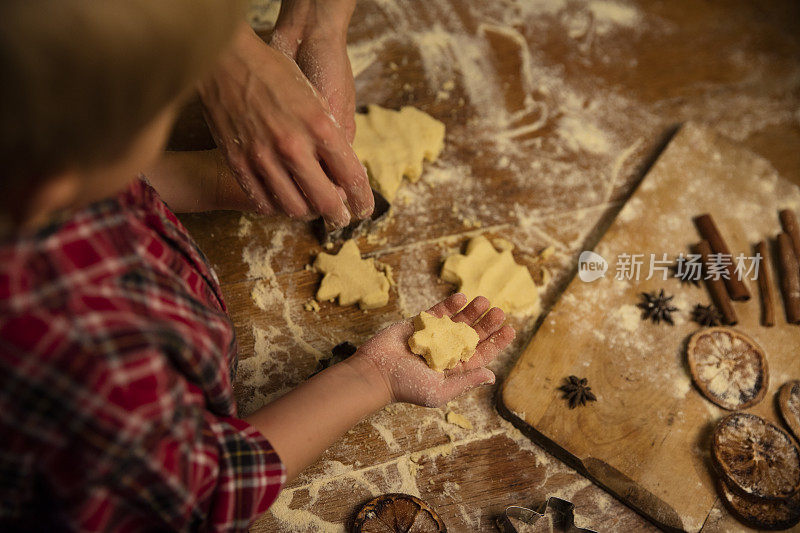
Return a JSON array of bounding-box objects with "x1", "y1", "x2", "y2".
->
[
  {"x1": 0, "y1": 179, "x2": 285, "y2": 532},
  {"x1": 1, "y1": 316, "x2": 284, "y2": 532}
]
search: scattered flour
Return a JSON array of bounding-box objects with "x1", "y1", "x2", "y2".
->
[
  {"x1": 244, "y1": 226, "x2": 325, "y2": 361},
  {"x1": 270, "y1": 491, "x2": 344, "y2": 533},
  {"x1": 613, "y1": 304, "x2": 641, "y2": 332},
  {"x1": 371, "y1": 420, "x2": 401, "y2": 452},
  {"x1": 587, "y1": 0, "x2": 641, "y2": 32},
  {"x1": 237, "y1": 215, "x2": 253, "y2": 238},
  {"x1": 558, "y1": 115, "x2": 612, "y2": 155},
  {"x1": 236, "y1": 325, "x2": 293, "y2": 416},
  {"x1": 270, "y1": 456, "x2": 422, "y2": 531},
  {"x1": 671, "y1": 374, "x2": 693, "y2": 399}
]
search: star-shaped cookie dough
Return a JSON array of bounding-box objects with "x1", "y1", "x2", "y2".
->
[
  {"x1": 314, "y1": 240, "x2": 390, "y2": 310},
  {"x1": 408, "y1": 312, "x2": 479, "y2": 372},
  {"x1": 353, "y1": 105, "x2": 446, "y2": 201},
  {"x1": 441, "y1": 235, "x2": 540, "y2": 316}
]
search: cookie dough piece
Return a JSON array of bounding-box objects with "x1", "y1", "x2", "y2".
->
[
  {"x1": 446, "y1": 411, "x2": 473, "y2": 430},
  {"x1": 353, "y1": 104, "x2": 446, "y2": 201},
  {"x1": 441, "y1": 235, "x2": 540, "y2": 316},
  {"x1": 314, "y1": 240, "x2": 390, "y2": 309},
  {"x1": 408, "y1": 312, "x2": 479, "y2": 372}
]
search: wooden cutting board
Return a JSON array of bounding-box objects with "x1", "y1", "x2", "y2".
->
[{"x1": 499, "y1": 122, "x2": 800, "y2": 532}]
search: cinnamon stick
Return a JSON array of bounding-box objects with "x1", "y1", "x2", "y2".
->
[
  {"x1": 754, "y1": 241, "x2": 775, "y2": 327},
  {"x1": 695, "y1": 240, "x2": 737, "y2": 326},
  {"x1": 694, "y1": 214, "x2": 751, "y2": 301},
  {"x1": 779, "y1": 209, "x2": 800, "y2": 259},
  {"x1": 777, "y1": 232, "x2": 800, "y2": 324}
]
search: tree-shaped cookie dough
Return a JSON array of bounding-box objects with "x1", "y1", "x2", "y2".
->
[
  {"x1": 408, "y1": 312, "x2": 479, "y2": 372},
  {"x1": 314, "y1": 240, "x2": 390, "y2": 309},
  {"x1": 441, "y1": 235, "x2": 540, "y2": 315},
  {"x1": 353, "y1": 104, "x2": 446, "y2": 201}
]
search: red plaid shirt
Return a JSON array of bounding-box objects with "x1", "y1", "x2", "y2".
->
[{"x1": 0, "y1": 179, "x2": 284, "y2": 532}]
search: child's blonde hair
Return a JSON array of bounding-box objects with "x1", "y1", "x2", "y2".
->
[{"x1": 0, "y1": 0, "x2": 244, "y2": 187}]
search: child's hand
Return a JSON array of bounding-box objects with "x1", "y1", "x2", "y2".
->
[
  {"x1": 248, "y1": 294, "x2": 514, "y2": 480},
  {"x1": 351, "y1": 294, "x2": 515, "y2": 408}
]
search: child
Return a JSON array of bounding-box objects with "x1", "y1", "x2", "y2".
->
[{"x1": 0, "y1": 0, "x2": 515, "y2": 531}]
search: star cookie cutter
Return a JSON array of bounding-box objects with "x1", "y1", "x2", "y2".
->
[{"x1": 496, "y1": 497, "x2": 598, "y2": 533}]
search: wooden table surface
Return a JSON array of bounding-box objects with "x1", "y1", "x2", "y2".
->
[{"x1": 170, "y1": 1, "x2": 800, "y2": 531}]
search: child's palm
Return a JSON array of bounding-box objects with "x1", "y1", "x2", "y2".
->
[{"x1": 356, "y1": 294, "x2": 515, "y2": 408}]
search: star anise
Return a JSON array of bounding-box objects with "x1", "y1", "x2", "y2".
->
[
  {"x1": 637, "y1": 289, "x2": 678, "y2": 325},
  {"x1": 692, "y1": 303, "x2": 723, "y2": 327},
  {"x1": 670, "y1": 257, "x2": 701, "y2": 287},
  {"x1": 558, "y1": 375, "x2": 597, "y2": 409}
]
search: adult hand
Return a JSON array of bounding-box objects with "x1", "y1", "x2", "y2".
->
[
  {"x1": 270, "y1": 0, "x2": 357, "y2": 142},
  {"x1": 198, "y1": 22, "x2": 372, "y2": 227},
  {"x1": 351, "y1": 294, "x2": 516, "y2": 408}
]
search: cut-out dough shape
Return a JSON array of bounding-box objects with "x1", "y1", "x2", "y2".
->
[
  {"x1": 441, "y1": 235, "x2": 540, "y2": 316},
  {"x1": 446, "y1": 411, "x2": 473, "y2": 430},
  {"x1": 408, "y1": 311, "x2": 479, "y2": 372},
  {"x1": 314, "y1": 240, "x2": 390, "y2": 309},
  {"x1": 353, "y1": 104, "x2": 446, "y2": 201}
]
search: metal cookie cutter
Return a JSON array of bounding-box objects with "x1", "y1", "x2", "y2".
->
[{"x1": 496, "y1": 497, "x2": 598, "y2": 533}]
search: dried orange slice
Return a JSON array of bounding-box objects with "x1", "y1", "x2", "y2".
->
[
  {"x1": 687, "y1": 327, "x2": 768, "y2": 410},
  {"x1": 712, "y1": 413, "x2": 800, "y2": 501},
  {"x1": 779, "y1": 381, "x2": 800, "y2": 442},
  {"x1": 717, "y1": 477, "x2": 800, "y2": 530},
  {"x1": 352, "y1": 493, "x2": 446, "y2": 532}
]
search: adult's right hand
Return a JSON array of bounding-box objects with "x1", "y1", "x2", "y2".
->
[{"x1": 198, "y1": 24, "x2": 373, "y2": 227}]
